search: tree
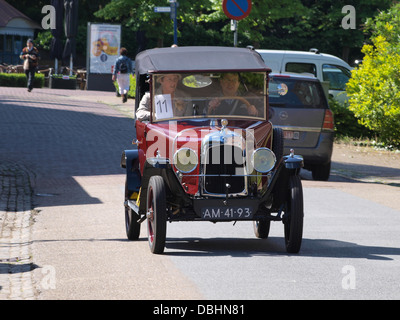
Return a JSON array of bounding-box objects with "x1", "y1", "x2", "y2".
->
[
  {"x1": 346, "y1": 3, "x2": 400, "y2": 147},
  {"x1": 94, "y1": 0, "x2": 308, "y2": 48},
  {"x1": 264, "y1": 0, "x2": 393, "y2": 62}
]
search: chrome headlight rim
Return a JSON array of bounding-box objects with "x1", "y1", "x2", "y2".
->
[
  {"x1": 252, "y1": 147, "x2": 276, "y2": 173},
  {"x1": 173, "y1": 147, "x2": 198, "y2": 173}
]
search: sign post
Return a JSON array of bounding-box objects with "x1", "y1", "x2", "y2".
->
[
  {"x1": 222, "y1": 0, "x2": 252, "y2": 47},
  {"x1": 170, "y1": 0, "x2": 178, "y2": 45},
  {"x1": 154, "y1": 1, "x2": 179, "y2": 45}
]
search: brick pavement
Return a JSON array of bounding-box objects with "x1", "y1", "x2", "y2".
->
[
  {"x1": 0, "y1": 86, "x2": 133, "y2": 299},
  {"x1": 0, "y1": 161, "x2": 35, "y2": 299}
]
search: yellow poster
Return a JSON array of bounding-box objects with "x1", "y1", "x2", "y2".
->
[{"x1": 89, "y1": 24, "x2": 121, "y2": 74}]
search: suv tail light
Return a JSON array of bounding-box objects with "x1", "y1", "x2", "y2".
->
[{"x1": 322, "y1": 109, "x2": 334, "y2": 131}]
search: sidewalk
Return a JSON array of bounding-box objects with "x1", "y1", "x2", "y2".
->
[
  {"x1": 0, "y1": 87, "x2": 134, "y2": 299},
  {"x1": 0, "y1": 161, "x2": 36, "y2": 299}
]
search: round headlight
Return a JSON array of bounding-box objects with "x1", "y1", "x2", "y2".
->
[
  {"x1": 173, "y1": 148, "x2": 198, "y2": 173},
  {"x1": 252, "y1": 148, "x2": 276, "y2": 173}
]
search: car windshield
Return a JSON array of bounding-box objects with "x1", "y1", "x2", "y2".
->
[
  {"x1": 151, "y1": 72, "x2": 266, "y2": 121},
  {"x1": 269, "y1": 76, "x2": 328, "y2": 109}
]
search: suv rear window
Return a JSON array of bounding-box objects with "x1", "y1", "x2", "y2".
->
[
  {"x1": 322, "y1": 64, "x2": 351, "y2": 91},
  {"x1": 269, "y1": 77, "x2": 328, "y2": 109},
  {"x1": 285, "y1": 63, "x2": 317, "y2": 77}
]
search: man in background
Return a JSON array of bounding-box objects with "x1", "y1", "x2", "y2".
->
[{"x1": 20, "y1": 39, "x2": 40, "y2": 92}]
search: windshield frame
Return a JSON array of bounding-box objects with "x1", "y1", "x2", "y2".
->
[{"x1": 149, "y1": 71, "x2": 268, "y2": 123}]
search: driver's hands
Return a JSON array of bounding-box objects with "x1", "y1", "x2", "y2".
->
[
  {"x1": 247, "y1": 104, "x2": 259, "y2": 116},
  {"x1": 174, "y1": 99, "x2": 186, "y2": 116},
  {"x1": 208, "y1": 98, "x2": 220, "y2": 114}
]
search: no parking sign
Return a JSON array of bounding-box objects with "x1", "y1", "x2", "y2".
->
[{"x1": 222, "y1": 0, "x2": 252, "y2": 20}]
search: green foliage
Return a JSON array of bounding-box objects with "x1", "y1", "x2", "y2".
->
[
  {"x1": 34, "y1": 31, "x2": 53, "y2": 51},
  {"x1": 346, "y1": 3, "x2": 400, "y2": 148},
  {"x1": 328, "y1": 97, "x2": 373, "y2": 138},
  {"x1": 9, "y1": 0, "x2": 396, "y2": 69},
  {"x1": 0, "y1": 73, "x2": 45, "y2": 88}
]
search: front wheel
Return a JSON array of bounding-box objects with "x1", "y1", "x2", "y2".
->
[
  {"x1": 146, "y1": 176, "x2": 167, "y2": 254},
  {"x1": 284, "y1": 175, "x2": 304, "y2": 253}
]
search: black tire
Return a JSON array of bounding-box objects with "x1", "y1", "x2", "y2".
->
[
  {"x1": 311, "y1": 161, "x2": 331, "y2": 181},
  {"x1": 253, "y1": 220, "x2": 271, "y2": 239},
  {"x1": 284, "y1": 175, "x2": 304, "y2": 253},
  {"x1": 125, "y1": 181, "x2": 140, "y2": 240},
  {"x1": 272, "y1": 127, "x2": 284, "y2": 165},
  {"x1": 146, "y1": 176, "x2": 167, "y2": 254}
]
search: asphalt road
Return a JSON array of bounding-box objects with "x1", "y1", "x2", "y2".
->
[{"x1": 1, "y1": 87, "x2": 400, "y2": 300}]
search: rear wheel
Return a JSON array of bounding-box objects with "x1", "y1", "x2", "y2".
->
[
  {"x1": 125, "y1": 180, "x2": 140, "y2": 240},
  {"x1": 253, "y1": 220, "x2": 271, "y2": 239},
  {"x1": 284, "y1": 175, "x2": 304, "y2": 253},
  {"x1": 146, "y1": 176, "x2": 167, "y2": 254}
]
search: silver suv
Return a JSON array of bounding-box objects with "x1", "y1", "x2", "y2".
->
[{"x1": 269, "y1": 73, "x2": 334, "y2": 181}]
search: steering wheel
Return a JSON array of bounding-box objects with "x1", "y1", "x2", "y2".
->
[{"x1": 209, "y1": 96, "x2": 255, "y2": 115}]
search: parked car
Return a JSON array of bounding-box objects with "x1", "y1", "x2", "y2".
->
[
  {"x1": 256, "y1": 48, "x2": 352, "y2": 103},
  {"x1": 268, "y1": 72, "x2": 334, "y2": 181},
  {"x1": 121, "y1": 46, "x2": 304, "y2": 254}
]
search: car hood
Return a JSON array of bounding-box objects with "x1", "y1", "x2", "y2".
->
[{"x1": 145, "y1": 119, "x2": 272, "y2": 157}]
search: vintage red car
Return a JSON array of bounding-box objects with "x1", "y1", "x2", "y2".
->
[{"x1": 121, "y1": 46, "x2": 304, "y2": 254}]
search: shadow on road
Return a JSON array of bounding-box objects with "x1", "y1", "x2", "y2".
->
[
  {"x1": 0, "y1": 261, "x2": 40, "y2": 274},
  {"x1": 301, "y1": 163, "x2": 400, "y2": 188},
  {"x1": 0, "y1": 96, "x2": 135, "y2": 208},
  {"x1": 164, "y1": 236, "x2": 400, "y2": 260}
]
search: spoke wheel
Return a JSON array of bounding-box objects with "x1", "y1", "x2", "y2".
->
[
  {"x1": 284, "y1": 175, "x2": 304, "y2": 253},
  {"x1": 146, "y1": 176, "x2": 167, "y2": 254}
]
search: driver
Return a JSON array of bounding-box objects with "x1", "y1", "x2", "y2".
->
[
  {"x1": 208, "y1": 73, "x2": 259, "y2": 116},
  {"x1": 136, "y1": 74, "x2": 191, "y2": 121}
]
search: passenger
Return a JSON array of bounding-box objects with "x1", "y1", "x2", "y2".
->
[
  {"x1": 136, "y1": 74, "x2": 191, "y2": 121},
  {"x1": 208, "y1": 73, "x2": 259, "y2": 116}
]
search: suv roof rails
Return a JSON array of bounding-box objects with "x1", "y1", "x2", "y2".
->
[{"x1": 309, "y1": 48, "x2": 320, "y2": 54}]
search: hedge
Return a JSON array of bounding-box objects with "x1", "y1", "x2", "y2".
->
[
  {"x1": 0, "y1": 73, "x2": 45, "y2": 88},
  {"x1": 329, "y1": 97, "x2": 373, "y2": 139}
]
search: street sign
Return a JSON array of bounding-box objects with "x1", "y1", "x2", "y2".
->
[
  {"x1": 222, "y1": 0, "x2": 252, "y2": 21},
  {"x1": 154, "y1": 6, "x2": 171, "y2": 13},
  {"x1": 154, "y1": 2, "x2": 179, "y2": 45}
]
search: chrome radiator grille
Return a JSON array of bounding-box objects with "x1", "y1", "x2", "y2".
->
[{"x1": 203, "y1": 144, "x2": 246, "y2": 195}]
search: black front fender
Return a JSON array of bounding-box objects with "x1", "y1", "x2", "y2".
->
[{"x1": 121, "y1": 149, "x2": 141, "y2": 196}]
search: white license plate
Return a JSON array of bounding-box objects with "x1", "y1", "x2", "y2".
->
[
  {"x1": 201, "y1": 207, "x2": 253, "y2": 220},
  {"x1": 284, "y1": 131, "x2": 300, "y2": 140}
]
